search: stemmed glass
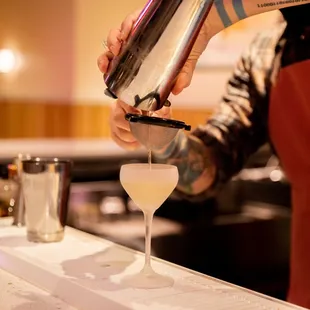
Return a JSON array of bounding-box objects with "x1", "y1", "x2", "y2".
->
[{"x1": 120, "y1": 163, "x2": 179, "y2": 289}]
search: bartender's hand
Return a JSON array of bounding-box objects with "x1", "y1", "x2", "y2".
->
[
  {"x1": 97, "y1": 9, "x2": 213, "y2": 95},
  {"x1": 110, "y1": 99, "x2": 171, "y2": 150}
]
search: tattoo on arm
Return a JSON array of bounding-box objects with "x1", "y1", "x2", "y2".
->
[
  {"x1": 212, "y1": 0, "x2": 310, "y2": 38},
  {"x1": 232, "y1": 0, "x2": 247, "y2": 19},
  {"x1": 154, "y1": 132, "x2": 216, "y2": 195},
  {"x1": 214, "y1": 0, "x2": 232, "y2": 27},
  {"x1": 213, "y1": 0, "x2": 249, "y2": 30},
  {"x1": 256, "y1": 0, "x2": 310, "y2": 8}
]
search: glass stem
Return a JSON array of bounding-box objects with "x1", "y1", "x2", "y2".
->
[{"x1": 143, "y1": 210, "x2": 154, "y2": 273}]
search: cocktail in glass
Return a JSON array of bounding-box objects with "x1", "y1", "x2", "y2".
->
[{"x1": 120, "y1": 163, "x2": 179, "y2": 289}]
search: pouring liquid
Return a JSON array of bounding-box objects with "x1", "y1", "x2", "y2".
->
[{"x1": 147, "y1": 111, "x2": 152, "y2": 170}]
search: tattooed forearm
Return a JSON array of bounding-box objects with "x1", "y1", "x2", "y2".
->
[
  {"x1": 153, "y1": 131, "x2": 216, "y2": 196},
  {"x1": 209, "y1": 0, "x2": 310, "y2": 37},
  {"x1": 256, "y1": 0, "x2": 310, "y2": 8}
]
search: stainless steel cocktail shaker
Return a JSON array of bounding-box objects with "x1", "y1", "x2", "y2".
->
[
  {"x1": 21, "y1": 158, "x2": 72, "y2": 243},
  {"x1": 104, "y1": 0, "x2": 214, "y2": 112}
]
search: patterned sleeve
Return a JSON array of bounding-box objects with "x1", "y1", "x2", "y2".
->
[{"x1": 192, "y1": 32, "x2": 274, "y2": 189}]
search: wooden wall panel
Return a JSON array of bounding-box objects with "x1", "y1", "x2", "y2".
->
[
  {"x1": 71, "y1": 104, "x2": 111, "y2": 138},
  {"x1": 0, "y1": 100, "x2": 214, "y2": 139}
]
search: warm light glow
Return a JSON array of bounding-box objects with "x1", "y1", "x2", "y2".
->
[{"x1": 0, "y1": 49, "x2": 17, "y2": 73}]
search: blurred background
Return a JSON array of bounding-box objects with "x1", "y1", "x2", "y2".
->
[{"x1": 0, "y1": 0, "x2": 290, "y2": 302}]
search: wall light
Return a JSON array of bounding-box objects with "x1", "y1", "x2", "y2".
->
[{"x1": 0, "y1": 49, "x2": 18, "y2": 73}]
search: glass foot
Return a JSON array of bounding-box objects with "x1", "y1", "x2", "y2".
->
[{"x1": 122, "y1": 270, "x2": 174, "y2": 289}]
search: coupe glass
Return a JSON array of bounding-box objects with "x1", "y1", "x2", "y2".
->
[{"x1": 120, "y1": 163, "x2": 179, "y2": 289}]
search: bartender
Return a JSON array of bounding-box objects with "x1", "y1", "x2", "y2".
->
[{"x1": 98, "y1": 3, "x2": 310, "y2": 309}]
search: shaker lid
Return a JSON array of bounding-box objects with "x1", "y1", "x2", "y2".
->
[{"x1": 125, "y1": 113, "x2": 191, "y2": 131}]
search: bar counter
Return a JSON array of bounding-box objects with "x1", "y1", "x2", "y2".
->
[
  {"x1": 0, "y1": 218, "x2": 305, "y2": 310},
  {"x1": 0, "y1": 267, "x2": 75, "y2": 310}
]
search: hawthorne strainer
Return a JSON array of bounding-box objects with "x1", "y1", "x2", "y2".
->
[{"x1": 125, "y1": 113, "x2": 191, "y2": 151}]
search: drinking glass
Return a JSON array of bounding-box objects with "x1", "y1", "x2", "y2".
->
[{"x1": 120, "y1": 163, "x2": 178, "y2": 289}]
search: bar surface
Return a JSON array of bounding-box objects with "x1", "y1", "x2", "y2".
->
[
  {"x1": 0, "y1": 218, "x2": 306, "y2": 310},
  {"x1": 0, "y1": 266, "x2": 76, "y2": 310}
]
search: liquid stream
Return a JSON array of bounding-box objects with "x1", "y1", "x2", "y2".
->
[{"x1": 148, "y1": 111, "x2": 152, "y2": 171}]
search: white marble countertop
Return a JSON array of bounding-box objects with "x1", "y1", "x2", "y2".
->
[
  {"x1": 0, "y1": 138, "x2": 146, "y2": 159},
  {"x1": 0, "y1": 218, "x2": 306, "y2": 310},
  {"x1": 0, "y1": 267, "x2": 76, "y2": 310}
]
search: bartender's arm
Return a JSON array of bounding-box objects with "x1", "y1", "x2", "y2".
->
[
  {"x1": 98, "y1": 1, "x2": 310, "y2": 97},
  {"x1": 207, "y1": 0, "x2": 310, "y2": 37},
  {"x1": 154, "y1": 33, "x2": 269, "y2": 200}
]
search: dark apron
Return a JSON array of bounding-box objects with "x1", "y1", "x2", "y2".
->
[{"x1": 269, "y1": 59, "x2": 310, "y2": 308}]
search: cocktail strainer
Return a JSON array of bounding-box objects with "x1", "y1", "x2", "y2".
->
[{"x1": 125, "y1": 113, "x2": 191, "y2": 151}]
